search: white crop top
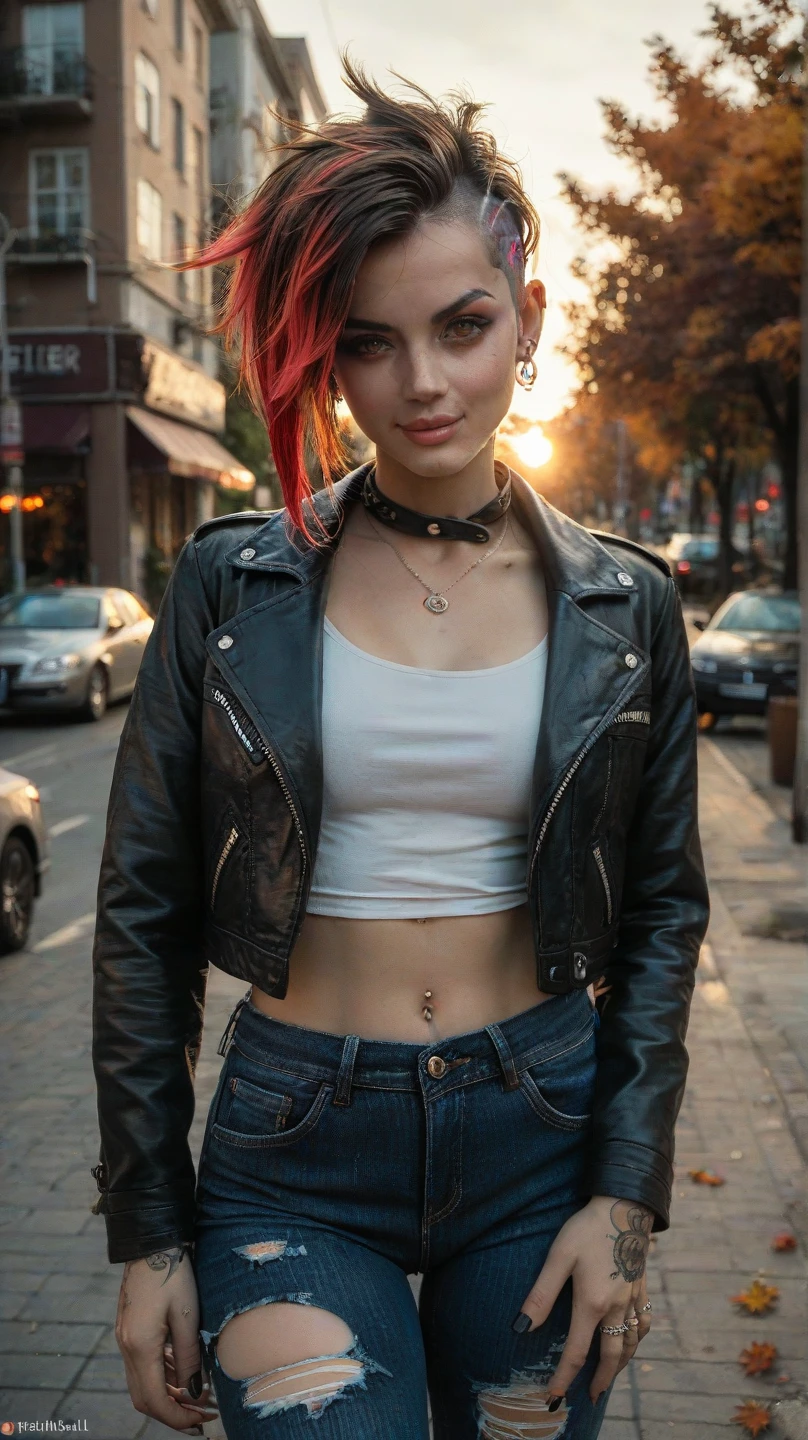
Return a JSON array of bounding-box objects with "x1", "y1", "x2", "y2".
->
[{"x1": 306, "y1": 618, "x2": 548, "y2": 918}]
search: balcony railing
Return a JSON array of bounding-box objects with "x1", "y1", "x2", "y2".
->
[
  {"x1": 0, "y1": 46, "x2": 93, "y2": 119},
  {"x1": 9, "y1": 228, "x2": 97, "y2": 303}
]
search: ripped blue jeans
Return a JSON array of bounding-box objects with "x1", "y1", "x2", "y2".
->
[{"x1": 193, "y1": 987, "x2": 611, "y2": 1439}]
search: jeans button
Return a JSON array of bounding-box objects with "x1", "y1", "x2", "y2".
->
[{"x1": 427, "y1": 1055, "x2": 447, "y2": 1079}]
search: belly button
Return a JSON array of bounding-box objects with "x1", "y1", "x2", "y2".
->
[{"x1": 422, "y1": 989, "x2": 433, "y2": 1022}]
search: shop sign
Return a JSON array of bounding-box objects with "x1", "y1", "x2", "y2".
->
[
  {"x1": 4, "y1": 333, "x2": 110, "y2": 395},
  {"x1": 142, "y1": 342, "x2": 225, "y2": 433},
  {"x1": 0, "y1": 398, "x2": 24, "y2": 464}
]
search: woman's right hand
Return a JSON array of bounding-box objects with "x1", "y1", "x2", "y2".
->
[{"x1": 115, "y1": 1245, "x2": 219, "y2": 1433}]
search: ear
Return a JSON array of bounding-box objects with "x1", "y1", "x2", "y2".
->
[{"x1": 517, "y1": 279, "x2": 547, "y2": 356}]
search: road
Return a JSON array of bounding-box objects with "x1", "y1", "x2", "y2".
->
[{"x1": 0, "y1": 654, "x2": 805, "y2": 1439}]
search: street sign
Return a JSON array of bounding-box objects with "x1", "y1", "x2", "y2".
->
[{"x1": 0, "y1": 398, "x2": 23, "y2": 464}]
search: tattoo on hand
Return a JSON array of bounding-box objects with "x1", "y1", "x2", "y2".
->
[
  {"x1": 608, "y1": 1202, "x2": 652, "y2": 1282},
  {"x1": 145, "y1": 1245, "x2": 192, "y2": 1284}
]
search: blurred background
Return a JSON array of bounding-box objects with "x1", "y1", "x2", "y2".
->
[{"x1": 1, "y1": 3, "x2": 807, "y2": 1438}]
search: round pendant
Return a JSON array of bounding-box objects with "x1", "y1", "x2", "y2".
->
[{"x1": 424, "y1": 594, "x2": 449, "y2": 614}]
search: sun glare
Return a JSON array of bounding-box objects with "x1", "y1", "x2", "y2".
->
[{"x1": 510, "y1": 427, "x2": 554, "y2": 470}]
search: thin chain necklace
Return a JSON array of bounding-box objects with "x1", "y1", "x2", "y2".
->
[{"x1": 366, "y1": 509, "x2": 509, "y2": 614}]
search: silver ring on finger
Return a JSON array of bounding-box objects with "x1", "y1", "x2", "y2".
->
[
  {"x1": 600, "y1": 1322, "x2": 629, "y2": 1336},
  {"x1": 639, "y1": 1300, "x2": 652, "y2": 1313}
]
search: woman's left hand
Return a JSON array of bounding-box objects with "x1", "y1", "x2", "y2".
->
[{"x1": 514, "y1": 1194, "x2": 653, "y2": 1406}]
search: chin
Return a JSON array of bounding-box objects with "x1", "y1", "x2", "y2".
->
[{"x1": 385, "y1": 439, "x2": 492, "y2": 478}]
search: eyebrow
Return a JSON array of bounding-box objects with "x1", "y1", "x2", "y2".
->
[{"x1": 342, "y1": 287, "x2": 496, "y2": 333}]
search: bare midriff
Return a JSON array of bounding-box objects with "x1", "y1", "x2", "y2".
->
[{"x1": 249, "y1": 903, "x2": 552, "y2": 1043}]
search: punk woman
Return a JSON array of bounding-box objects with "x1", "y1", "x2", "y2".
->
[{"x1": 91, "y1": 62, "x2": 709, "y2": 1440}]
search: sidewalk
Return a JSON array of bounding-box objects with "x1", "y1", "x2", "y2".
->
[
  {"x1": 1, "y1": 739, "x2": 807, "y2": 1439},
  {"x1": 601, "y1": 736, "x2": 808, "y2": 1438}
]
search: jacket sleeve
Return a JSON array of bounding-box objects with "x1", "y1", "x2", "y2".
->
[
  {"x1": 589, "y1": 574, "x2": 710, "y2": 1228},
  {"x1": 91, "y1": 538, "x2": 214, "y2": 1263}
]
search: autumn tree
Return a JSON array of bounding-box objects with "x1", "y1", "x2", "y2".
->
[{"x1": 560, "y1": 0, "x2": 801, "y2": 591}]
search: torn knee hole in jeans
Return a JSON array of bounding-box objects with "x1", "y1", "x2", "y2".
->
[
  {"x1": 202, "y1": 1290, "x2": 392, "y2": 1422},
  {"x1": 475, "y1": 1371, "x2": 570, "y2": 1439}
]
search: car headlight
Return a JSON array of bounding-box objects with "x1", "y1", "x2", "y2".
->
[
  {"x1": 691, "y1": 655, "x2": 718, "y2": 673},
  {"x1": 32, "y1": 654, "x2": 82, "y2": 674}
]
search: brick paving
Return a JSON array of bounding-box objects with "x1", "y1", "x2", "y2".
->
[{"x1": 1, "y1": 718, "x2": 806, "y2": 1438}]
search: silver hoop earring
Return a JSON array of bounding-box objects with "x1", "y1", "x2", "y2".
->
[{"x1": 516, "y1": 355, "x2": 538, "y2": 390}]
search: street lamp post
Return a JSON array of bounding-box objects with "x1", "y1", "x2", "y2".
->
[
  {"x1": 0, "y1": 215, "x2": 25, "y2": 594},
  {"x1": 792, "y1": 9, "x2": 808, "y2": 841}
]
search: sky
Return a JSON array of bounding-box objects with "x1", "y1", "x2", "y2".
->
[{"x1": 260, "y1": 0, "x2": 724, "y2": 426}]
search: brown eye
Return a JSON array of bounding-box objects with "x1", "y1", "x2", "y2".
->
[{"x1": 446, "y1": 316, "x2": 489, "y2": 341}]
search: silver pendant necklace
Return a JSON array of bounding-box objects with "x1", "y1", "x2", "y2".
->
[{"x1": 366, "y1": 510, "x2": 509, "y2": 613}]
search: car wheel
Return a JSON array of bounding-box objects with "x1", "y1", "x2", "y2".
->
[
  {"x1": 82, "y1": 665, "x2": 108, "y2": 722},
  {"x1": 0, "y1": 836, "x2": 35, "y2": 954}
]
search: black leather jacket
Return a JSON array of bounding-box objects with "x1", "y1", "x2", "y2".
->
[{"x1": 91, "y1": 465, "x2": 709, "y2": 1262}]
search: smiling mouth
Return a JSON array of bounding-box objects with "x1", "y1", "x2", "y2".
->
[{"x1": 400, "y1": 416, "x2": 463, "y2": 445}]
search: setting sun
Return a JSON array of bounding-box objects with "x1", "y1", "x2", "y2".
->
[{"x1": 509, "y1": 427, "x2": 554, "y2": 470}]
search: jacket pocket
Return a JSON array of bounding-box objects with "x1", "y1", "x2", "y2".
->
[
  {"x1": 203, "y1": 679, "x2": 269, "y2": 767},
  {"x1": 208, "y1": 805, "x2": 251, "y2": 928}
]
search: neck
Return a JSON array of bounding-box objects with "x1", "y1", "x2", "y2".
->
[{"x1": 373, "y1": 438, "x2": 502, "y2": 518}]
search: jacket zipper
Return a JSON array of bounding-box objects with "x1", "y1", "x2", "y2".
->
[
  {"x1": 612, "y1": 709, "x2": 650, "y2": 725},
  {"x1": 528, "y1": 668, "x2": 646, "y2": 899},
  {"x1": 211, "y1": 826, "x2": 239, "y2": 908},
  {"x1": 592, "y1": 843, "x2": 613, "y2": 925}
]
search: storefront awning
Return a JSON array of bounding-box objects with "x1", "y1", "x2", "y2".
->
[
  {"x1": 126, "y1": 406, "x2": 254, "y2": 491},
  {"x1": 23, "y1": 404, "x2": 91, "y2": 453}
]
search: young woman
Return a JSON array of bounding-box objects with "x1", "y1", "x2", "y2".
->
[{"x1": 91, "y1": 64, "x2": 709, "y2": 1440}]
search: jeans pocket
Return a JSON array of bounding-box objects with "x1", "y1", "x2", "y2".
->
[
  {"x1": 212, "y1": 1059, "x2": 332, "y2": 1149},
  {"x1": 518, "y1": 1028, "x2": 596, "y2": 1132}
]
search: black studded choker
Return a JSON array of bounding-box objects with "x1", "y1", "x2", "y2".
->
[{"x1": 362, "y1": 466, "x2": 512, "y2": 544}]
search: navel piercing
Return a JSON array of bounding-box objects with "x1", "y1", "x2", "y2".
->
[{"x1": 422, "y1": 989, "x2": 433, "y2": 1022}]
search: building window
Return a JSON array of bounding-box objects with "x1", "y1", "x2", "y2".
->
[
  {"x1": 192, "y1": 125, "x2": 206, "y2": 230},
  {"x1": 136, "y1": 177, "x2": 162, "y2": 261},
  {"x1": 173, "y1": 0, "x2": 184, "y2": 53},
  {"x1": 22, "y1": 3, "x2": 84, "y2": 95},
  {"x1": 134, "y1": 52, "x2": 160, "y2": 148},
  {"x1": 172, "y1": 98, "x2": 185, "y2": 175},
  {"x1": 192, "y1": 24, "x2": 203, "y2": 85},
  {"x1": 173, "y1": 213, "x2": 187, "y2": 300},
  {"x1": 29, "y1": 148, "x2": 89, "y2": 236}
]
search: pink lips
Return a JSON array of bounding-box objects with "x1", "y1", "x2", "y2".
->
[{"x1": 400, "y1": 415, "x2": 463, "y2": 446}]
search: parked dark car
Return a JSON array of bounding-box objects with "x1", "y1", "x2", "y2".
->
[
  {"x1": 0, "y1": 587, "x2": 153, "y2": 721},
  {"x1": 0, "y1": 765, "x2": 49, "y2": 952},
  {"x1": 665, "y1": 533, "x2": 746, "y2": 598},
  {"x1": 690, "y1": 590, "x2": 800, "y2": 724}
]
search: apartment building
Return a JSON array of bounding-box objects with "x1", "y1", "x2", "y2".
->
[{"x1": 0, "y1": 0, "x2": 254, "y2": 598}]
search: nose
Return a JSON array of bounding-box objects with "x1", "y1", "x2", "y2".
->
[{"x1": 402, "y1": 343, "x2": 449, "y2": 403}]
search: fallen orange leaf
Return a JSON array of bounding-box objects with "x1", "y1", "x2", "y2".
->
[
  {"x1": 738, "y1": 1342, "x2": 778, "y2": 1376},
  {"x1": 730, "y1": 1281, "x2": 780, "y2": 1316},
  {"x1": 732, "y1": 1400, "x2": 772, "y2": 1435},
  {"x1": 770, "y1": 1232, "x2": 797, "y2": 1252},
  {"x1": 689, "y1": 1168, "x2": 726, "y2": 1186}
]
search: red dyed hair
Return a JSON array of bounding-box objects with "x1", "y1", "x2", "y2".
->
[{"x1": 186, "y1": 59, "x2": 540, "y2": 540}]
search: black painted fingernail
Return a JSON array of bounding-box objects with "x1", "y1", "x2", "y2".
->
[
  {"x1": 548, "y1": 1395, "x2": 564, "y2": 1413},
  {"x1": 188, "y1": 1371, "x2": 203, "y2": 1399},
  {"x1": 512, "y1": 1313, "x2": 532, "y2": 1334}
]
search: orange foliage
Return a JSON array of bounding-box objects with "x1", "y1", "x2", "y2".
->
[
  {"x1": 688, "y1": 1168, "x2": 725, "y2": 1187},
  {"x1": 738, "y1": 1342, "x2": 778, "y2": 1377},
  {"x1": 732, "y1": 1400, "x2": 772, "y2": 1435},
  {"x1": 730, "y1": 1281, "x2": 780, "y2": 1316},
  {"x1": 770, "y1": 1232, "x2": 797, "y2": 1253}
]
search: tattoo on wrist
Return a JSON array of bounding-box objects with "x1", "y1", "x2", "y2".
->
[
  {"x1": 608, "y1": 1202, "x2": 652, "y2": 1282},
  {"x1": 144, "y1": 1244, "x2": 192, "y2": 1283}
]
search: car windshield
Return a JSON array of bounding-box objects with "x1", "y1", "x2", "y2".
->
[
  {"x1": 714, "y1": 595, "x2": 800, "y2": 633},
  {"x1": 683, "y1": 539, "x2": 718, "y2": 560},
  {"x1": 0, "y1": 594, "x2": 101, "y2": 630}
]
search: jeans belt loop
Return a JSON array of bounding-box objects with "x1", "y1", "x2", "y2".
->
[
  {"x1": 485, "y1": 1022, "x2": 521, "y2": 1091},
  {"x1": 333, "y1": 1033, "x2": 360, "y2": 1106}
]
